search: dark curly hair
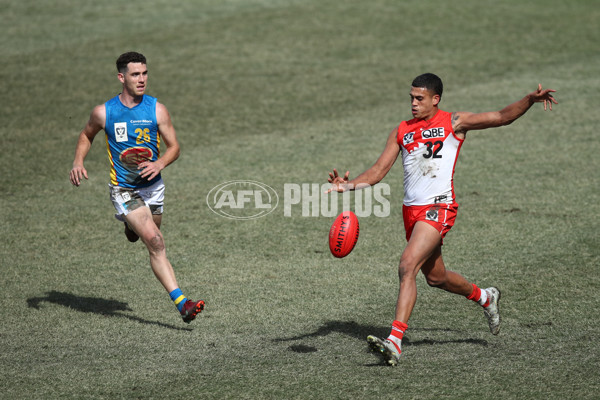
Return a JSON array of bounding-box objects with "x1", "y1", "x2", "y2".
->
[
  {"x1": 116, "y1": 52, "x2": 147, "y2": 73},
  {"x1": 412, "y1": 73, "x2": 443, "y2": 99}
]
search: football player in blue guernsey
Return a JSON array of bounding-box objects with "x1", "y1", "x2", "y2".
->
[{"x1": 69, "y1": 52, "x2": 204, "y2": 323}]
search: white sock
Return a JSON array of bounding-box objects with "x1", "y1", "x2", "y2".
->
[
  {"x1": 477, "y1": 289, "x2": 488, "y2": 307},
  {"x1": 386, "y1": 335, "x2": 402, "y2": 352}
]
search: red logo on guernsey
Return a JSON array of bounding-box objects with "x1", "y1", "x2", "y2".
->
[{"x1": 120, "y1": 147, "x2": 153, "y2": 168}]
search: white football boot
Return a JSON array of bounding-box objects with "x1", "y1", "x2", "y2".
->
[
  {"x1": 483, "y1": 287, "x2": 501, "y2": 335},
  {"x1": 367, "y1": 335, "x2": 401, "y2": 366}
]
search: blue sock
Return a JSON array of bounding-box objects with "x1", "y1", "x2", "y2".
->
[{"x1": 169, "y1": 288, "x2": 187, "y2": 312}]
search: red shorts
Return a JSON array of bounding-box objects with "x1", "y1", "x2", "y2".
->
[{"x1": 402, "y1": 203, "x2": 458, "y2": 244}]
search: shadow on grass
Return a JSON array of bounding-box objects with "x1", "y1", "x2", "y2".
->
[
  {"x1": 273, "y1": 320, "x2": 388, "y2": 343},
  {"x1": 274, "y1": 320, "x2": 488, "y2": 357},
  {"x1": 27, "y1": 290, "x2": 192, "y2": 331}
]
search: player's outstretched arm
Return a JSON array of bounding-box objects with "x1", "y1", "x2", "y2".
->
[
  {"x1": 70, "y1": 105, "x2": 105, "y2": 186},
  {"x1": 453, "y1": 84, "x2": 558, "y2": 134},
  {"x1": 326, "y1": 129, "x2": 401, "y2": 193}
]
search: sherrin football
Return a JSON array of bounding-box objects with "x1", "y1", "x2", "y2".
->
[{"x1": 329, "y1": 211, "x2": 360, "y2": 258}]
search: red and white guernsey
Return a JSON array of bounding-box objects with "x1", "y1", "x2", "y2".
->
[{"x1": 397, "y1": 110, "x2": 464, "y2": 206}]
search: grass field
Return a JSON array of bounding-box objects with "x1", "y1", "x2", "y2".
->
[{"x1": 1, "y1": 0, "x2": 599, "y2": 398}]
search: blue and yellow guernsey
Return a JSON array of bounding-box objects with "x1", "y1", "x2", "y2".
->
[{"x1": 104, "y1": 94, "x2": 161, "y2": 188}]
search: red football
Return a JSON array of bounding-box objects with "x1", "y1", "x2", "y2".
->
[{"x1": 329, "y1": 211, "x2": 360, "y2": 258}]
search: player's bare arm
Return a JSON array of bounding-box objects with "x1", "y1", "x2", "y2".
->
[
  {"x1": 138, "y1": 102, "x2": 181, "y2": 181},
  {"x1": 327, "y1": 129, "x2": 401, "y2": 193},
  {"x1": 452, "y1": 84, "x2": 558, "y2": 136},
  {"x1": 70, "y1": 105, "x2": 106, "y2": 186}
]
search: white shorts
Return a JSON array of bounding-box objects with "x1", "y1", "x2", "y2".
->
[{"x1": 109, "y1": 178, "x2": 165, "y2": 222}]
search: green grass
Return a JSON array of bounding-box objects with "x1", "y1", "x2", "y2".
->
[{"x1": 1, "y1": 0, "x2": 599, "y2": 398}]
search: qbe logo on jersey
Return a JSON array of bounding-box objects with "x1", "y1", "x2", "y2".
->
[{"x1": 207, "y1": 180, "x2": 279, "y2": 220}]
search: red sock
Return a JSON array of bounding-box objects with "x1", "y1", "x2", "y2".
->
[
  {"x1": 386, "y1": 320, "x2": 407, "y2": 353},
  {"x1": 390, "y1": 320, "x2": 407, "y2": 339},
  {"x1": 466, "y1": 283, "x2": 490, "y2": 307},
  {"x1": 466, "y1": 283, "x2": 481, "y2": 301}
]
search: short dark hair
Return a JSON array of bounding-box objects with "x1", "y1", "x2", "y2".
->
[
  {"x1": 412, "y1": 73, "x2": 443, "y2": 98},
  {"x1": 116, "y1": 52, "x2": 147, "y2": 73}
]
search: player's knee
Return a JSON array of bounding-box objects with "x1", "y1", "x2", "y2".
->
[
  {"x1": 425, "y1": 274, "x2": 445, "y2": 288},
  {"x1": 145, "y1": 232, "x2": 165, "y2": 254},
  {"x1": 398, "y1": 258, "x2": 418, "y2": 280}
]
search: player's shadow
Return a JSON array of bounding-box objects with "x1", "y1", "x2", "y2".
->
[
  {"x1": 27, "y1": 290, "x2": 192, "y2": 331},
  {"x1": 273, "y1": 320, "x2": 388, "y2": 344},
  {"x1": 274, "y1": 320, "x2": 488, "y2": 363}
]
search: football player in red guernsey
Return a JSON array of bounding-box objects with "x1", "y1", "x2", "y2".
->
[{"x1": 327, "y1": 73, "x2": 557, "y2": 365}]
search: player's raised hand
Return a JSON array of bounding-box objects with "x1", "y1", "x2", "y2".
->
[
  {"x1": 532, "y1": 83, "x2": 558, "y2": 111},
  {"x1": 326, "y1": 168, "x2": 351, "y2": 193},
  {"x1": 70, "y1": 164, "x2": 88, "y2": 186}
]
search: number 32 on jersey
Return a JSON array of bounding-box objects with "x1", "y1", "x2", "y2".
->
[{"x1": 424, "y1": 141, "x2": 443, "y2": 159}]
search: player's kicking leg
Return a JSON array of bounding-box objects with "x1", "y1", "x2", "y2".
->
[{"x1": 422, "y1": 246, "x2": 502, "y2": 335}]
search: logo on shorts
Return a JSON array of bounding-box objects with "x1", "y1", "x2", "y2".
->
[
  {"x1": 434, "y1": 195, "x2": 448, "y2": 203},
  {"x1": 426, "y1": 209, "x2": 439, "y2": 222},
  {"x1": 119, "y1": 191, "x2": 132, "y2": 203}
]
